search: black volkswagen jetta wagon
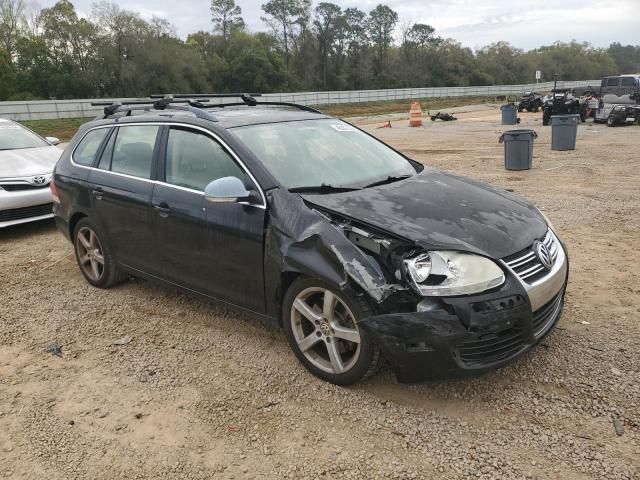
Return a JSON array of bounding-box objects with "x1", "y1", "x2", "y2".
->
[{"x1": 52, "y1": 95, "x2": 568, "y2": 385}]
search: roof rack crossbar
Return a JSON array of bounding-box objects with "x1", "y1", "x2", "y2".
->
[
  {"x1": 149, "y1": 93, "x2": 319, "y2": 113},
  {"x1": 91, "y1": 99, "x2": 217, "y2": 121},
  {"x1": 208, "y1": 100, "x2": 321, "y2": 114},
  {"x1": 151, "y1": 93, "x2": 263, "y2": 99}
]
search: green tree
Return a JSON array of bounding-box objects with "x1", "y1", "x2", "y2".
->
[
  {"x1": 0, "y1": 47, "x2": 15, "y2": 99},
  {"x1": 367, "y1": 4, "x2": 397, "y2": 85},
  {"x1": 0, "y1": 0, "x2": 25, "y2": 58},
  {"x1": 210, "y1": 0, "x2": 244, "y2": 42},
  {"x1": 313, "y1": 2, "x2": 341, "y2": 88}
]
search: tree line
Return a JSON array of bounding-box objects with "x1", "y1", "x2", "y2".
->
[{"x1": 1, "y1": 0, "x2": 639, "y2": 101}]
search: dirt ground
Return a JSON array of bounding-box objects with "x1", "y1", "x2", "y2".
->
[{"x1": 1, "y1": 105, "x2": 638, "y2": 480}]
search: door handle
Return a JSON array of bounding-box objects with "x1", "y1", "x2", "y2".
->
[
  {"x1": 153, "y1": 202, "x2": 171, "y2": 217},
  {"x1": 92, "y1": 188, "x2": 103, "y2": 200}
]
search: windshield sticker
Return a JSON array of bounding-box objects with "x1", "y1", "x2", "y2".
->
[{"x1": 330, "y1": 124, "x2": 358, "y2": 132}]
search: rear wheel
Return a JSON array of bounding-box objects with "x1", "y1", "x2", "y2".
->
[
  {"x1": 73, "y1": 218, "x2": 126, "y2": 288},
  {"x1": 607, "y1": 116, "x2": 616, "y2": 127},
  {"x1": 283, "y1": 278, "x2": 380, "y2": 385}
]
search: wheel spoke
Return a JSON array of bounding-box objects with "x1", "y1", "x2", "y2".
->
[
  {"x1": 90, "y1": 259, "x2": 100, "y2": 279},
  {"x1": 89, "y1": 230, "x2": 97, "y2": 249},
  {"x1": 79, "y1": 254, "x2": 91, "y2": 265},
  {"x1": 331, "y1": 324, "x2": 360, "y2": 344},
  {"x1": 78, "y1": 232, "x2": 91, "y2": 250},
  {"x1": 322, "y1": 290, "x2": 337, "y2": 320},
  {"x1": 326, "y1": 338, "x2": 345, "y2": 373},
  {"x1": 298, "y1": 332, "x2": 322, "y2": 352},
  {"x1": 293, "y1": 298, "x2": 321, "y2": 323},
  {"x1": 94, "y1": 252, "x2": 104, "y2": 265}
]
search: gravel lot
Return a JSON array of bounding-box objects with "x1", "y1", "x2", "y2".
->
[{"x1": 1, "y1": 106, "x2": 638, "y2": 479}]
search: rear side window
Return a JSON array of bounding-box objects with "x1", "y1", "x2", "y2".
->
[
  {"x1": 111, "y1": 126, "x2": 159, "y2": 179},
  {"x1": 607, "y1": 78, "x2": 620, "y2": 87},
  {"x1": 73, "y1": 128, "x2": 110, "y2": 166},
  {"x1": 164, "y1": 127, "x2": 248, "y2": 191},
  {"x1": 621, "y1": 77, "x2": 637, "y2": 87}
]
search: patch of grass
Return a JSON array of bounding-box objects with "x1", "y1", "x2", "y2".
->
[
  {"x1": 319, "y1": 96, "x2": 492, "y2": 118},
  {"x1": 20, "y1": 117, "x2": 91, "y2": 142}
]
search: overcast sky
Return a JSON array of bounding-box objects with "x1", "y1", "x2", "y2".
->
[{"x1": 36, "y1": 0, "x2": 639, "y2": 51}]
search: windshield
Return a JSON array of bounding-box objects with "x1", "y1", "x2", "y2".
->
[
  {"x1": 230, "y1": 119, "x2": 417, "y2": 190},
  {"x1": 0, "y1": 122, "x2": 48, "y2": 150}
]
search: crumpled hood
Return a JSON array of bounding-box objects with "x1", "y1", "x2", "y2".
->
[
  {"x1": 302, "y1": 168, "x2": 548, "y2": 259},
  {"x1": 0, "y1": 146, "x2": 61, "y2": 179}
]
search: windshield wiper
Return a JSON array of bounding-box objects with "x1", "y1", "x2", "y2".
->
[
  {"x1": 288, "y1": 183, "x2": 362, "y2": 194},
  {"x1": 363, "y1": 174, "x2": 412, "y2": 189}
]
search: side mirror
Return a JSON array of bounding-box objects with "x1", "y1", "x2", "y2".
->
[
  {"x1": 204, "y1": 176, "x2": 253, "y2": 204},
  {"x1": 45, "y1": 136, "x2": 60, "y2": 146}
]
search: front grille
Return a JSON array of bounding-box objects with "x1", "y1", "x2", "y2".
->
[
  {"x1": 0, "y1": 183, "x2": 49, "y2": 191},
  {"x1": 0, "y1": 203, "x2": 53, "y2": 222},
  {"x1": 532, "y1": 291, "x2": 563, "y2": 337},
  {"x1": 503, "y1": 230, "x2": 559, "y2": 284},
  {"x1": 457, "y1": 324, "x2": 525, "y2": 367}
]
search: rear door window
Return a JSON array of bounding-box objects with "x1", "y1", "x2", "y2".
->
[
  {"x1": 621, "y1": 77, "x2": 637, "y2": 87},
  {"x1": 111, "y1": 126, "x2": 159, "y2": 179},
  {"x1": 164, "y1": 127, "x2": 249, "y2": 191},
  {"x1": 74, "y1": 128, "x2": 110, "y2": 166},
  {"x1": 607, "y1": 78, "x2": 620, "y2": 87}
]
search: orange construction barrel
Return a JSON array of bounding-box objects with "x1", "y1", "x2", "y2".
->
[{"x1": 409, "y1": 101, "x2": 423, "y2": 127}]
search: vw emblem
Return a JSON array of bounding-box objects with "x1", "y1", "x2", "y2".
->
[
  {"x1": 534, "y1": 241, "x2": 553, "y2": 270},
  {"x1": 32, "y1": 175, "x2": 48, "y2": 185}
]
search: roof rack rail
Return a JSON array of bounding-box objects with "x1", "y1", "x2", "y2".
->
[
  {"x1": 90, "y1": 98, "x2": 217, "y2": 121},
  {"x1": 151, "y1": 93, "x2": 322, "y2": 114}
]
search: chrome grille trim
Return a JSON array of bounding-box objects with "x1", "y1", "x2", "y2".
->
[{"x1": 504, "y1": 230, "x2": 559, "y2": 284}]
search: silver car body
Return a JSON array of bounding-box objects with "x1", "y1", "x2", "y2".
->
[{"x1": 0, "y1": 119, "x2": 62, "y2": 228}]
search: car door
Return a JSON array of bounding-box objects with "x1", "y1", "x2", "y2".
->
[
  {"x1": 88, "y1": 124, "x2": 161, "y2": 274},
  {"x1": 152, "y1": 125, "x2": 266, "y2": 312}
]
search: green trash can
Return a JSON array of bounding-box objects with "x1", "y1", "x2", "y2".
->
[
  {"x1": 551, "y1": 114, "x2": 579, "y2": 151},
  {"x1": 499, "y1": 129, "x2": 538, "y2": 170},
  {"x1": 501, "y1": 104, "x2": 518, "y2": 125}
]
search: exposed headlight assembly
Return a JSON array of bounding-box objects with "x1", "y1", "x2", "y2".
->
[{"x1": 404, "y1": 251, "x2": 505, "y2": 296}]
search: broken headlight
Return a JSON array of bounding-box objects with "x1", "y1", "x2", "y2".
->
[{"x1": 404, "y1": 251, "x2": 505, "y2": 296}]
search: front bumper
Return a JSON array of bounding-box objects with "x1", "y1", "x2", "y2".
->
[
  {"x1": 0, "y1": 186, "x2": 54, "y2": 228},
  {"x1": 360, "y1": 237, "x2": 569, "y2": 384}
]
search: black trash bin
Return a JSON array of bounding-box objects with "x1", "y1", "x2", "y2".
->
[{"x1": 499, "y1": 129, "x2": 538, "y2": 170}]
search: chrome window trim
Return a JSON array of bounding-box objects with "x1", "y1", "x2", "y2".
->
[{"x1": 70, "y1": 122, "x2": 267, "y2": 210}]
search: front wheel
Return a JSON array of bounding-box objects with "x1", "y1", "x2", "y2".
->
[
  {"x1": 607, "y1": 116, "x2": 616, "y2": 127},
  {"x1": 283, "y1": 278, "x2": 380, "y2": 385}
]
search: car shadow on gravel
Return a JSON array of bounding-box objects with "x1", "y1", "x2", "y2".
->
[{"x1": 0, "y1": 218, "x2": 57, "y2": 241}]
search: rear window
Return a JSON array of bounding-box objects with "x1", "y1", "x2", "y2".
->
[
  {"x1": 607, "y1": 78, "x2": 620, "y2": 87},
  {"x1": 621, "y1": 77, "x2": 637, "y2": 87},
  {"x1": 110, "y1": 126, "x2": 159, "y2": 179},
  {"x1": 74, "y1": 128, "x2": 110, "y2": 166}
]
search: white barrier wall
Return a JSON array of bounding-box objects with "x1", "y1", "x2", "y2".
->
[{"x1": 0, "y1": 80, "x2": 599, "y2": 121}]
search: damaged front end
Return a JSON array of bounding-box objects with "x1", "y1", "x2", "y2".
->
[{"x1": 264, "y1": 189, "x2": 567, "y2": 384}]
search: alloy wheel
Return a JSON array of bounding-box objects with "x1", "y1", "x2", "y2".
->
[
  {"x1": 76, "y1": 226, "x2": 105, "y2": 282},
  {"x1": 290, "y1": 287, "x2": 361, "y2": 375}
]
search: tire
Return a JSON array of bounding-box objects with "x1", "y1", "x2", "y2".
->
[
  {"x1": 73, "y1": 218, "x2": 126, "y2": 288},
  {"x1": 607, "y1": 116, "x2": 616, "y2": 127},
  {"x1": 282, "y1": 277, "x2": 380, "y2": 385},
  {"x1": 543, "y1": 112, "x2": 550, "y2": 126}
]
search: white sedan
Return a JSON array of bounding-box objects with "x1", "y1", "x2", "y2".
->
[{"x1": 0, "y1": 118, "x2": 62, "y2": 228}]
